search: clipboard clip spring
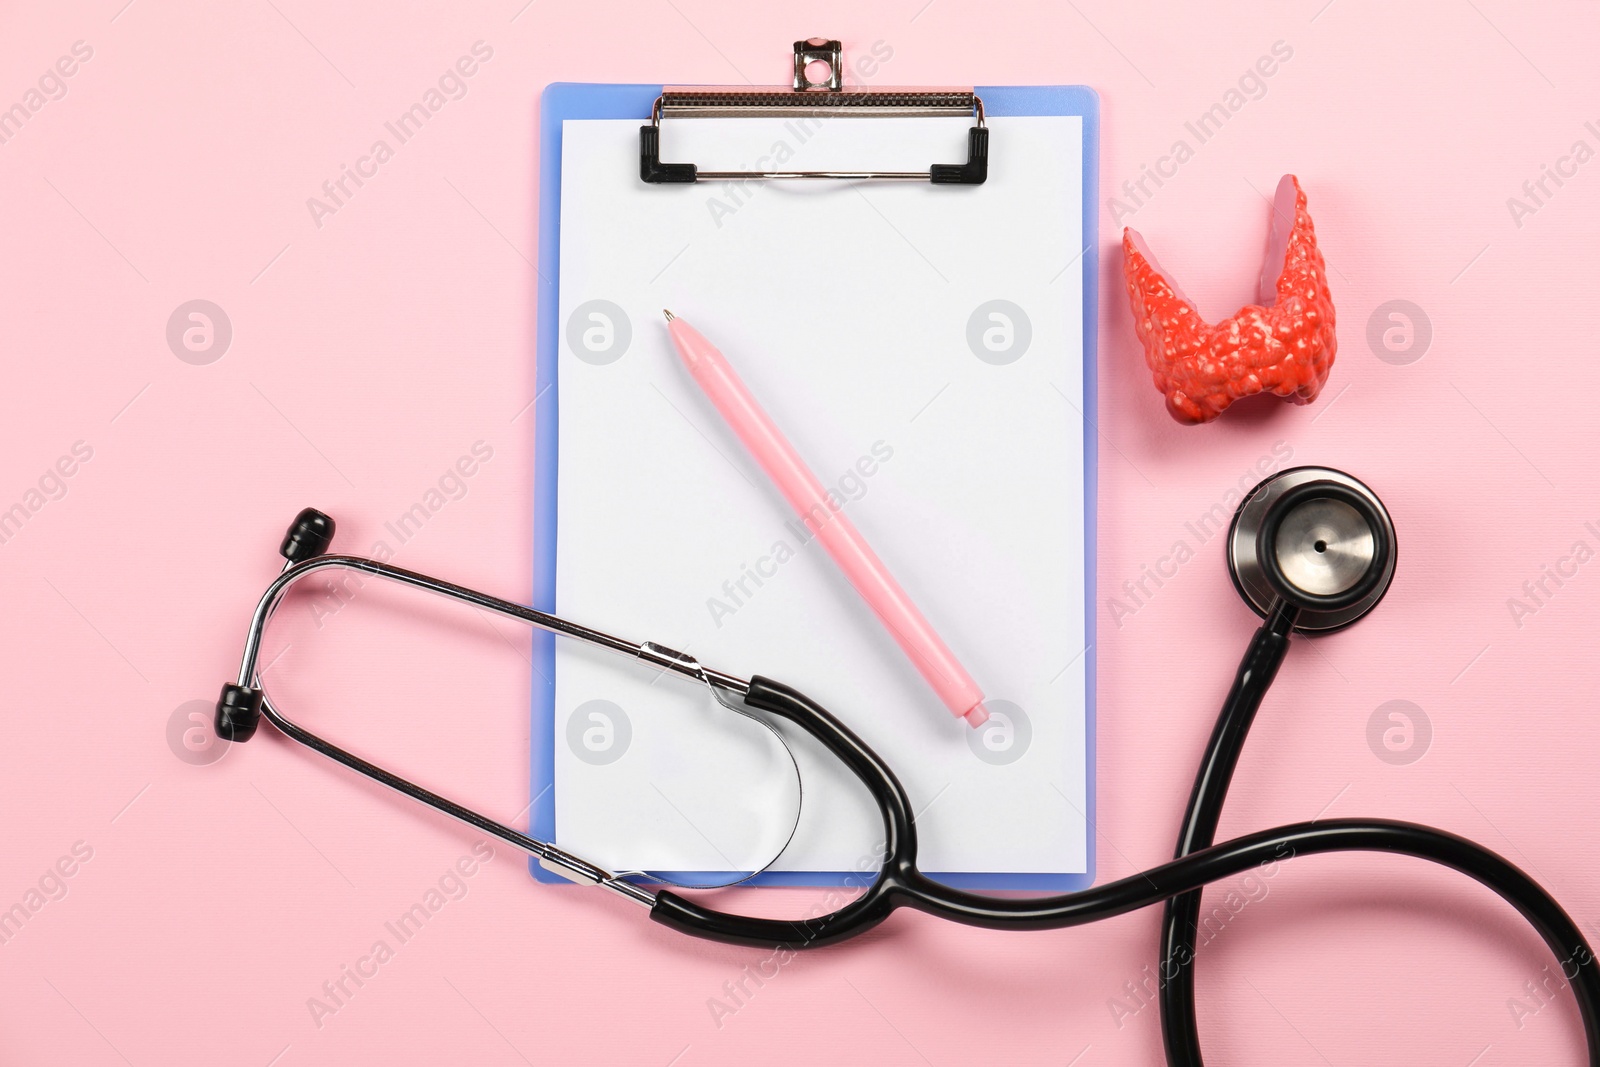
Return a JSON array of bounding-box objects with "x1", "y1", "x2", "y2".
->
[{"x1": 640, "y1": 39, "x2": 988, "y2": 185}]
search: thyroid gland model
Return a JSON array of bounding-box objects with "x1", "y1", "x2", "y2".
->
[{"x1": 1122, "y1": 175, "x2": 1336, "y2": 425}]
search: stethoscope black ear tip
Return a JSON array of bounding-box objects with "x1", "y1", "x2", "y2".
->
[
  {"x1": 1227, "y1": 467, "x2": 1396, "y2": 635},
  {"x1": 280, "y1": 508, "x2": 336, "y2": 562},
  {"x1": 215, "y1": 684, "x2": 263, "y2": 743},
  {"x1": 218, "y1": 509, "x2": 335, "y2": 744}
]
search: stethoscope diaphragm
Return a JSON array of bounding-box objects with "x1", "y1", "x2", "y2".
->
[{"x1": 1226, "y1": 466, "x2": 1397, "y2": 634}]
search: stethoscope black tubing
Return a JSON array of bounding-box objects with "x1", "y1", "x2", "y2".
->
[
  {"x1": 649, "y1": 676, "x2": 1600, "y2": 1064},
  {"x1": 1159, "y1": 601, "x2": 1297, "y2": 1066}
]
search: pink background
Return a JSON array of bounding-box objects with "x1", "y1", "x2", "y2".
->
[{"x1": 3, "y1": 1, "x2": 1598, "y2": 1064}]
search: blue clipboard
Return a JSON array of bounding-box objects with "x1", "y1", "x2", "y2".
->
[{"x1": 531, "y1": 81, "x2": 1099, "y2": 889}]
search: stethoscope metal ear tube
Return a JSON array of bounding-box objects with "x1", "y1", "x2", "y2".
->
[
  {"x1": 216, "y1": 490, "x2": 1600, "y2": 1067},
  {"x1": 246, "y1": 668, "x2": 657, "y2": 905},
  {"x1": 225, "y1": 548, "x2": 751, "y2": 701},
  {"x1": 219, "y1": 510, "x2": 751, "y2": 909}
]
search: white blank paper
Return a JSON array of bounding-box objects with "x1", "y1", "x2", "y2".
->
[{"x1": 551, "y1": 114, "x2": 1088, "y2": 880}]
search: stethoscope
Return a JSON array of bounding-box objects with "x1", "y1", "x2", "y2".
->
[{"x1": 215, "y1": 465, "x2": 1600, "y2": 1066}]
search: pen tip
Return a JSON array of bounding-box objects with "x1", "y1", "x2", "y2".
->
[{"x1": 662, "y1": 309, "x2": 675, "y2": 322}]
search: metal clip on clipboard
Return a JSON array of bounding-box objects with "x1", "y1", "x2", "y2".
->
[{"x1": 640, "y1": 38, "x2": 988, "y2": 185}]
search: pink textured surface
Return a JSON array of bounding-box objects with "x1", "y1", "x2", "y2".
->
[{"x1": 2, "y1": 2, "x2": 1597, "y2": 1065}]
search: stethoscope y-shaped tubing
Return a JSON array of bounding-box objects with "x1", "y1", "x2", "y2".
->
[
  {"x1": 1159, "y1": 599, "x2": 1297, "y2": 1066},
  {"x1": 652, "y1": 677, "x2": 1600, "y2": 1064},
  {"x1": 221, "y1": 546, "x2": 1600, "y2": 1064}
]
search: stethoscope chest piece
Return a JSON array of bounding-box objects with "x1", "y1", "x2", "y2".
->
[{"x1": 1227, "y1": 466, "x2": 1396, "y2": 634}]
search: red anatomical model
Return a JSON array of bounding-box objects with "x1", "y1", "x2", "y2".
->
[{"x1": 1123, "y1": 175, "x2": 1336, "y2": 425}]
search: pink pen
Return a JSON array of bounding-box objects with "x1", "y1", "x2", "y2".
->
[{"x1": 664, "y1": 310, "x2": 991, "y2": 729}]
